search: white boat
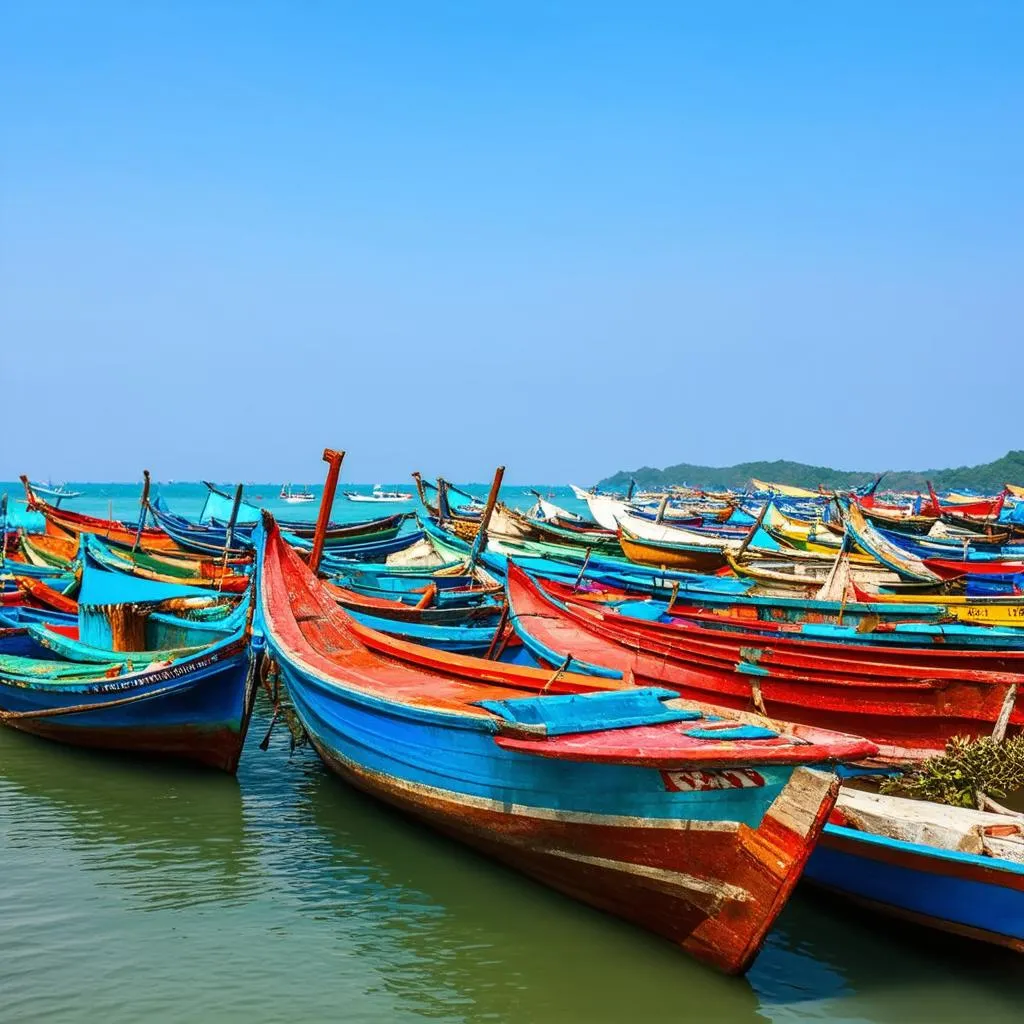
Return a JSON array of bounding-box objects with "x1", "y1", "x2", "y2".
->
[
  {"x1": 343, "y1": 484, "x2": 414, "y2": 504},
  {"x1": 584, "y1": 493, "x2": 630, "y2": 531},
  {"x1": 614, "y1": 509, "x2": 745, "y2": 551},
  {"x1": 279, "y1": 483, "x2": 315, "y2": 504},
  {"x1": 30, "y1": 481, "x2": 83, "y2": 502},
  {"x1": 527, "y1": 490, "x2": 584, "y2": 524}
]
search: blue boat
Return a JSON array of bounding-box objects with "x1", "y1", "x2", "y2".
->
[
  {"x1": 805, "y1": 787, "x2": 1024, "y2": 953},
  {"x1": 254, "y1": 513, "x2": 877, "y2": 975},
  {"x1": 0, "y1": 549, "x2": 258, "y2": 771}
]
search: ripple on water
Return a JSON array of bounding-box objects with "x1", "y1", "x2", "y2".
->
[{"x1": 2, "y1": 714, "x2": 1024, "y2": 1022}]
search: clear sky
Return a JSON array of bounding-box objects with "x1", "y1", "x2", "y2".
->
[{"x1": 2, "y1": 2, "x2": 1021, "y2": 483}]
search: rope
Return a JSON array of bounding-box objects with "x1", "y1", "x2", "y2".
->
[{"x1": 0, "y1": 678, "x2": 200, "y2": 722}]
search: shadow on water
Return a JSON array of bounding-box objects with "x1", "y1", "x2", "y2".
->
[
  {"x1": 0, "y1": 725, "x2": 251, "y2": 910},
  {"x1": 3, "y1": 702, "x2": 1024, "y2": 1023},
  {"x1": 252, "y1": 726, "x2": 763, "y2": 1023},
  {"x1": 272, "y1": 723, "x2": 1024, "y2": 1024}
]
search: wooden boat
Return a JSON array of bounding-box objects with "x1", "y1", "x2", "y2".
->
[
  {"x1": 326, "y1": 580, "x2": 501, "y2": 625},
  {"x1": 725, "y1": 553, "x2": 897, "y2": 593},
  {"x1": 762, "y1": 502, "x2": 844, "y2": 553},
  {"x1": 843, "y1": 502, "x2": 942, "y2": 584},
  {"x1": 504, "y1": 562, "x2": 1024, "y2": 760},
  {"x1": 850, "y1": 581, "x2": 1024, "y2": 627},
  {"x1": 923, "y1": 557, "x2": 1024, "y2": 582},
  {"x1": 256, "y1": 510, "x2": 875, "y2": 974},
  {"x1": 0, "y1": 615, "x2": 257, "y2": 771},
  {"x1": 201, "y1": 482, "x2": 412, "y2": 540},
  {"x1": 22, "y1": 478, "x2": 182, "y2": 553},
  {"x1": 750, "y1": 479, "x2": 821, "y2": 499},
  {"x1": 805, "y1": 788, "x2": 1024, "y2": 952},
  {"x1": 29, "y1": 481, "x2": 83, "y2": 502},
  {"x1": 583, "y1": 492, "x2": 630, "y2": 532},
  {"x1": 20, "y1": 531, "x2": 251, "y2": 592},
  {"x1": 343, "y1": 485, "x2": 414, "y2": 503},
  {"x1": 527, "y1": 491, "x2": 586, "y2": 525},
  {"x1": 498, "y1": 506, "x2": 621, "y2": 553},
  {"x1": 619, "y1": 524, "x2": 731, "y2": 572},
  {"x1": 614, "y1": 510, "x2": 746, "y2": 549}
]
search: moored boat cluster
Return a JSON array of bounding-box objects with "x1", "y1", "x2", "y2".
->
[{"x1": 2, "y1": 459, "x2": 1023, "y2": 974}]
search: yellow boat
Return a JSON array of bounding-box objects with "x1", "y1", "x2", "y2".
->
[
  {"x1": 851, "y1": 584, "x2": 1024, "y2": 628},
  {"x1": 750, "y1": 478, "x2": 821, "y2": 499}
]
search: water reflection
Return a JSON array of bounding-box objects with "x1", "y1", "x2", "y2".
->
[
  {"x1": 0, "y1": 726, "x2": 251, "y2": 910},
  {"x1": 255, "y1": 729, "x2": 760, "y2": 1023},
  {"x1": 3, "y1": 704, "x2": 1023, "y2": 1024}
]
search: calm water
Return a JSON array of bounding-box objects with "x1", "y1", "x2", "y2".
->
[{"x1": 2, "y1": 483, "x2": 1024, "y2": 1021}]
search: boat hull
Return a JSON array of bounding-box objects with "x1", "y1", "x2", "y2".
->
[
  {"x1": 0, "y1": 638, "x2": 256, "y2": 772},
  {"x1": 806, "y1": 824, "x2": 1024, "y2": 952},
  {"x1": 285, "y1": 664, "x2": 839, "y2": 974}
]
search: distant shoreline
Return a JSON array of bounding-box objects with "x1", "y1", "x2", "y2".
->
[{"x1": 598, "y1": 450, "x2": 1024, "y2": 493}]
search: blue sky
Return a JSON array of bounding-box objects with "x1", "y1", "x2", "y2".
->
[{"x1": 2, "y1": 2, "x2": 1021, "y2": 483}]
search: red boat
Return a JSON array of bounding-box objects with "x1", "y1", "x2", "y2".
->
[
  {"x1": 258, "y1": 510, "x2": 876, "y2": 974},
  {"x1": 22, "y1": 478, "x2": 182, "y2": 553},
  {"x1": 924, "y1": 558, "x2": 1024, "y2": 581},
  {"x1": 505, "y1": 562, "x2": 1024, "y2": 761}
]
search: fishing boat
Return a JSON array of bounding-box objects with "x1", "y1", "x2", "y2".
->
[
  {"x1": 504, "y1": 562, "x2": 1024, "y2": 760},
  {"x1": 343, "y1": 485, "x2": 414, "y2": 504},
  {"x1": 28, "y1": 481, "x2": 83, "y2": 502},
  {"x1": 21, "y1": 477, "x2": 182, "y2": 553},
  {"x1": 619, "y1": 524, "x2": 732, "y2": 572},
  {"x1": 255, "y1": 505, "x2": 875, "y2": 974},
  {"x1": 279, "y1": 483, "x2": 316, "y2": 503},
  {"x1": 750, "y1": 479, "x2": 822, "y2": 499},
  {"x1": 805, "y1": 788, "x2": 1024, "y2": 952},
  {"x1": 0, "y1": 567, "x2": 257, "y2": 771}
]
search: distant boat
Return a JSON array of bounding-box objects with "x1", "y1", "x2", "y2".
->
[
  {"x1": 29, "y1": 481, "x2": 83, "y2": 503},
  {"x1": 343, "y1": 484, "x2": 414, "y2": 504},
  {"x1": 279, "y1": 483, "x2": 315, "y2": 504}
]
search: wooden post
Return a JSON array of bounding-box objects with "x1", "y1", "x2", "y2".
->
[
  {"x1": 655, "y1": 495, "x2": 670, "y2": 524},
  {"x1": 411, "y1": 471, "x2": 431, "y2": 510},
  {"x1": 224, "y1": 483, "x2": 244, "y2": 556},
  {"x1": 467, "y1": 465, "x2": 505, "y2": 569},
  {"x1": 736, "y1": 497, "x2": 770, "y2": 558},
  {"x1": 132, "y1": 470, "x2": 151, "y2": 551},
  {"x1": 436, "y1": 478, "x2": 450, "y2": 524},
  {"x1": 483, "y1": 602, "x2": 511, "y2": 660},
  {"x1": 309, "y1": 449, "x2": 345, "y2": 575},
  {"x1": 992, "y1": 682, "x2": 1019, "y2": 744},
  {"x1": 0, "y1": 492, "x2": 7, "y2": 569},
  {"x1": 572, "y1": 547, "x2": 593, "y2": 591}
]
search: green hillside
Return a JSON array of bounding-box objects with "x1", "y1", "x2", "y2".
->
[{"x1": 597, "y1": 451, "x2": 1024, "y2": 493}]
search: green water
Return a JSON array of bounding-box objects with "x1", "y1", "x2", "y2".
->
[
  {"x1": 2, "y1": 702, "x2": 1022, "y2": 1023},
  {"x1": 3, "y1": 482, "x2": 1024, "y2": 1019}
]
